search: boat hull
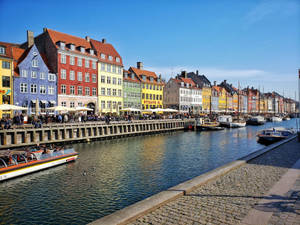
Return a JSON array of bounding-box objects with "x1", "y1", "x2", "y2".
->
[
  {"x1": 229, "y1": 122, "x2": 246, "y2": 128},
  {"x1": 257, "y1": 136, "x2": 285, "y2": 145},
  {"x1": 0, "y1": 154, "x2": 78, "y2": 181}
]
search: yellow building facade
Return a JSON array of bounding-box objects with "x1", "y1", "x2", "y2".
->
[
  {"x1": 218, "y1": 88, "x2": 227, "y2": 112},
  {"x1": 97, "y1": 62, "x2": 123, "y2": 114},
  {"x1": 233, "y1": 93, "x2": 238, "y2": 112},
  {"x1": 0, "y1": 43, "x2": 14, "y2": 118},
  {"x1": 201, "y1": 87, "x2": 211, "y2": 112}
]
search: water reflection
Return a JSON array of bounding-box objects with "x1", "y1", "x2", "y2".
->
[{"x1": 0, "y1": 119, "x2": 297, "y2": 225}]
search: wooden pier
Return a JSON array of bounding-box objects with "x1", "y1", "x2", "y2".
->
[{"x1": 0, "y1": 119, "x2": 196, "y2": 149}]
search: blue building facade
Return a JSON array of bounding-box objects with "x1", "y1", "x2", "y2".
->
[{"x1": 13, "y1": 44, "x2": 57, "y2": 115}]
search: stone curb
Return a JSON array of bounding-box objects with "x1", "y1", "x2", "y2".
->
[{"x1": 89, "y1": 135, "x2": 297, "y2": 225}]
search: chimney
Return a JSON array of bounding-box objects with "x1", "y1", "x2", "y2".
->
[
  {"x1": 196, "y1": 70, "x2": 199, "y2": 75},
  {"x1": 27, "y1": 30, "x2": 34, "y2": 48},
  {"x1": 181, "y1": 71, "x2": 187, "y2": 78},
  {"x1": 224, "y1": 79, "x2": 227, "y2": 83},
  {"x1": 214, "y1": 81, "x2": 216, "y2": 86},
  {"x1": 102, "y1": 38, "x2": 106, "y2": 43},
  {"x1": 137, "y1": 62, "x2": 143, "y2": 70},
  {"x1": 85, "y1": 36, "x2": 90, "y2": 42},
  {"x1": 43, "y1": 28, "x2": 47, "y2": 33}
]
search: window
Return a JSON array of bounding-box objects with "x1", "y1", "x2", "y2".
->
[
  {"x1": 70, "y1": 102, "x2": 75, "y2": 108},
  {"x1": 61, "y1": 54, "x2": 66, "y2": 64},
  {"x1": 90, "y1": 49, "x2": 94, "y2": 55},
  {"x1": 108, "y1": 55, "x2": 113, "y2": 61},
  {"x1": 142, "y1": 93, "x2": 145, "y2": 99},
  {"x1": 101, "y1": 88, "x2": 105, "y2": 95},
  {"x1": 101, "y1": 63, "x2": 105, "y2": 71},
  {"x1": 70, "y1": 71, "x2": 75, "y2": 80},
  {"x1": 31, "y1": 71, "x2": 37, "y2": 78},
  {"x1": 78, "y1": 58, "x2": 82, "y2": 66},
  {"x1": 116, "y1": 57, "x2": 120, "y2": 63},
  {"x1": 32, "y1": 58, "x2": 38, "y2": 67},
  {"x1": 92, "y1": 61, "x2": 96, "y2": 69},
  {"x1": 85, "y1": 73, "x2": 90, "y2": 82},
  {"x1": 107, "y1": 76, "x2": 111, "y2": 84},
  {"x1": 107, "y1": 64, "x2": 111, "y2": 72},
  {"x1": 80, "y1": 47, "x2": 85, "y2": 53},
  {"x1": 146, "y1": 93, "x2": 148, "y2": 99},
  {"x1": 70, "y1": 44, "x2": 75, "y2": 51},
  {"x1": 101, "y1": 101, "x2": 105, "y2": 109},
  {"x1": 101, "y1": 75, "x2": 105, "y2": 83},
  {"x1": 20, "y1": 83, "x2": 28, "y2": 93},
  {"x1": 78, "y1": 102, "x2": 83, "y2": 107},
  {"x1": 61, "y1": 69, "x2": 66, "y2": 79},
  {"x1": 48, "y1": 86, "x2": 54, "y2": 95},
  {"x1": 21, "y1": 70, "x2": 27, "y2": 77},
  {"x1": 30, "y1": 84, "x2": 37, "y2": 93},
  {"x1": 78, "y1": 86, "x2": 82, "y2": 95},
  {"x1": 113, "y1": 101, "x2": 117, "y2": 109},
  {"x1": 70, "y1": 85, "x2": 75, "y2": 95},
  {"x1": 85, "y1": 59, "x2": 89, "y2": 68},
  {"x1": 48, "y1": 73, "x2": 56, "y2": 81},
  {"x1": 113, "y1": 77, "x2": 116, "y2": 85},
  {"x1": 40, "y1": 85, "x2": 46, "y2": 94},
  {"x1": 40, "y1": 72, "x2": 46, "y2": 79},
  {"x1": 70, "y1": 56, "x2": 75, "y2": 65},
  {"x1": 117, "y1": 66, "x2": 122, "y2": 74},
  {"x1": 2, "y1": 61, "x2": 10, "y2": 69},
  {"x1": 92, "y1": 74, "x2": 96, "y2": 83},
  {"x1": 85, "y1": 87, "x2": 90, "y2": 96},
  {"x1": 118, "y1": 89, "x2": 122, "y2": 97},
  {"x1": 1, "y1": 76, "x2": 10, "y2": 88},
  {"x1": 107, "y1": 88, "x2": 111, "y2": 96},
  {"x1": 0, "y1": 47, "x2": 5, "y2": 55},
  {"x1": 107, "y1": 101, "x2": 111, "y2": 109},
  {"x1": 61, "y1": 85, "x2": 66, "y2": 94},
  {"x1": 112, "y1": 65, "x2": 116, "y2": 73},
  {"x1": 118, "y1": 78, "x2": 122, "y2": 85},
  {"x1": 60, "y1": 42, "x2": 65, "y2": 50},
  {"x1": 92, "y1": 88, "x2": 97, "y2": 96},
  {"x1": 101, "y1": 53, "x2": 105, "y2": 59},
  {"x1": 78, "y1": 72, "x2": 82, "y2": 81},
  {"x1": 113, "y1": 89, "x2": 116, "y2": 96},
  {"x1": 61, "y1": 101, "x2": 66, "y2": 107}
]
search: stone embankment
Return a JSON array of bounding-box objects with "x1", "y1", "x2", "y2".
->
[{"x1": 91, "y1": 137, "x2": 300, "y2": 225}]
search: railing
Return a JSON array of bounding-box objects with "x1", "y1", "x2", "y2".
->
[{"x1": 0, "y1": 119, "x2": 196, "y2": 149}]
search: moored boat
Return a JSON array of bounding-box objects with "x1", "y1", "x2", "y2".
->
[
  {"x1": 0, "y1": 146, "x2": 78, "y2": 181},
  {"x1": 257, "y1": 127, "x2": 295, "y2": 145},
  {"x1": 197, "y1": 119, "x2": 224, "y2": 131},
  {"x1": 271, "y1": 116, "x2": 282, "y2": 122},
  {"x1": 218, "y1": 115, "x2": 232, "y2": 127},
  {"x1": 229, "y1": 120, "x2": 246, "y2": 128},
  {"x1": 246, "y1": 116, "x2": 266, "y2": 125}
]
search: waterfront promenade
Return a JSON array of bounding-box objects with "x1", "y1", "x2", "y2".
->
[{"x1": 92, "y1": 137, "x2": 300, "y2": 225}]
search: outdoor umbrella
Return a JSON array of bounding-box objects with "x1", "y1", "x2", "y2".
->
[
  {"x1": 74, "y1": 106, "x2": 93, "y2": 111},
  {"x1": 164, "y1": 108, "x2": 178, "y2": 113},
  {"x1": 47, "y1": 106, "x2": 76, "y2": 112},
  {"x1": 120, "y1": 108, "x2": 141, "y2": 112},
  {"x1": 0, "y1": 104, "x2": 28, "y2": 111}
]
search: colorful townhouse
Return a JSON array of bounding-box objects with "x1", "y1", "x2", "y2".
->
[
  {"x1": 12, "y1": 43, "x2": 57, "y2": 115},
  {"x1": 90, "y1": 38, "x2": 123, "y2": 114},
  {"x1": 211, "y1": 84, "x2": 219, "y2": 113},
  {"x1": 244, "y1": 87, "x2": 259, "y2": 113},
  {"x1": 264, "y1": 93, "x2": 274, "y2": 113},
  {"x1": 187, "y1": 71, "x2": 211, "y2": 113},
  {"x1": 0, "y1": 42, "x2": 14, "y2": 118},
  {"x1": 123, "y1": 70, "x2": 141, "y2": 109},
  {"x1": 239, "y1": 89, "x2": 248, "y2": 113},
  {"x1": 164, "y1": 71, "x2": 201, "y2": 113},
  {"x1": 129, "y1": 62, "x2": 164, "y2": 110},
  {"x1": 25, "y1": 29, "x2": 98, "y2": 112},
  {"x1": 218, "y1": 86, "x2": 227, "y2": 112}
]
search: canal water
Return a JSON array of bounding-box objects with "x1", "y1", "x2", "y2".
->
[{"x1": 0, "y1": 119, "x2": 298, "y2": 224}]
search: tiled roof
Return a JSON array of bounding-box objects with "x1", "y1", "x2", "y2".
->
[
  {"x1": 46, "y1": 28, "x2": 97, "y2": 58},
  {"x1": 129, "y1": 67, "x2": 164, "y2": 85},
  {"x1": 180, "y1": 77, "x2": 196, "y2": 86},
  {"x1": 172, "y1": 77, "x2": 200, "y2": 89},
  {"x1": 11, "y1": 46, "x2": 28, "y2": 76},
  {"x1": 90, "y1": 39, "x2": 123, "y2": 66},
  {"x1": 123, "y1": 70, "x2": 141, "y2": 84},
  {"x1": 0, "y1": 41, "x2": 19, "y2": 59}
]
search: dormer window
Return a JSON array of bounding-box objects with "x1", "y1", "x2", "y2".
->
[
  {"x1": 108, "y1": 55, "x2": 113, "y2": 61},
  {"x1": 181, "y1": 82, "x2": 184, "y2": 87},
  {"x1": 124, "y1": 72, "x2": 128, "y2": 78},
  {"x1": 58, "y1": 42, "x2": 65, "y2": 50},
  {"x1": 70, "y1": 44, "x2": 75, "y2": 51},
  {"x1": 150, "y1": 77, "x2": 154, "y2": 82},
  {"x1": 116, "y1": 57, "x2": 120, "y2": 63},
  {"x1": 80, "y1": 47, "x2": 85, "y2": 53},
  {"x1": 101, "y1": 53, "x2": 105, "y2": 59},
  {"x1": 89, "y1": 49, "x2": 94, "y2": 55},
  {"x1": 157, "y1": 78, "x2": 160, "y2": 82},
  {"x1": 142, "y1": 75, "x2": 146, "y2": 81},
  {"x1": 131, "y1": 73, "x2": 135, "y2": 79},
  {"x1": 0, "y1": 46, "x2": 5, "y2": 55}
]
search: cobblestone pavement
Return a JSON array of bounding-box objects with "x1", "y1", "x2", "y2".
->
[{"x1": 128, "y1": 139, "x2": 300, "y2": 225}]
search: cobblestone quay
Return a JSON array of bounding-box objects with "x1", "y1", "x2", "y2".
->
[{"x1": 95, "y1": 138, "x2": 300, "y2": 225}]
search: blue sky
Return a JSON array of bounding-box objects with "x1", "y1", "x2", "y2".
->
[{"x1": 0, "y1": 0, "x2": 299, "y2": 98}]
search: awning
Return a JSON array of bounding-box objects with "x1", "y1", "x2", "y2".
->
[
  {"x1": 40, "y1": 100, "x2": 47, "y2": 104},
  {"x1": 31, "y1": 100, "x2": 37, "y2": 104},
  {"x1": 50, "y1": 100, "x2": 56, "y2": 104}
]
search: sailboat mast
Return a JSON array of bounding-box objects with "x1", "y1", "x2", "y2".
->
[{"x1": 238, "y1": 81, "x2": 240, "y2": 120}]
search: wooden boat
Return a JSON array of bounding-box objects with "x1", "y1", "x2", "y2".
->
[
  {"x1": 257, "y1": 127, "x2": 295, "y2": 145},
  {"x1": 229, "y1": 120, "x2": 246, "y2": 128},
  {"x1": 246, "y1": 116, "x2": 266, "y2": 125},
  {"x1": 197, "y1": 119, "x2": 224, "y2": 131},
  {"x1": 0, "y1": 146, "x2": 78, "y2": 181}
]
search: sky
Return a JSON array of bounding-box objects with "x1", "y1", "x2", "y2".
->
[{"x1": 0, "y1": 0, "x2": 299, "y2": 99}]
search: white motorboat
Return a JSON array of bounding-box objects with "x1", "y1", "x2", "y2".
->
[
  {"x1": 230, "y1": 121, "x2": 246, "y2": 128},
  {"x1": 218, "y1": 115, "x2": 232, "y2": 127},
  {"x1": 271, "y1": 116, "x2": 282, "y2": 122},
  {"x1": 257, "y1": 127, "x2": 295, "y2": 145},
  {"x1": 246, "y1": 116, "x2": 266, "y2": 125}
]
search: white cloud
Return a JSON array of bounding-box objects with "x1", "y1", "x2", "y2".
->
[{"x1": 244, "y1": 0, "x2": 299, "y2": 25}]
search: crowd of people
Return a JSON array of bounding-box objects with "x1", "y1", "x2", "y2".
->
[{"x1": 0, "y1": 112, "x2": 190, "y2": 129}]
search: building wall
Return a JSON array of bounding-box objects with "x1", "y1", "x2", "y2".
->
[
  {"x1": 218, "y1": 89, "x2": 227, "y2": 112},
  {"x1": 202, "y1": 87, "x2": 211, "y2": 112},
  {"x1": 232, "y1": 93, "x2": 238, "y2": 112},
  {"x1": 98, "y1": 62, "x2": 123, "y2": 113},
  {"x1": 0, "y1": 55, "x2": 13, "y2": 118},
  {"x1": 141, "y1": 83, "x2": 163, "y2": 110},
  {"x1": 123, "y1": 80, "x2": 141, "y2": 109},
  {"x1": 163, "y1": 79, "x2": 179, "y2": 109},
  {"x1": 14, "y1": 44, "x2": 57, "y2": 115}
]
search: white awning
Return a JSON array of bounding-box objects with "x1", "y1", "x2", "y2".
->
[
  {"x1": 50, "y1": 100, "x2": 56, "y2": 104},
  {"x1": 40, "y1": 100, "x2": 47, "y2": 104},
  {"x1": 31, "y1": 100, "x2": 37, "y2": 103}
]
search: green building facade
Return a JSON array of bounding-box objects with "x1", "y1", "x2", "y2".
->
[{"x1": 123, "y1": 70, "x2": 141, "y2": 109}]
